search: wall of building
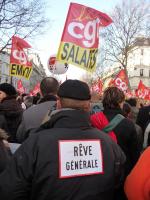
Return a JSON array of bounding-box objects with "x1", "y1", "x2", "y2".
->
[
  {"x1": 127, "y1": 45, "x2": 150, "y2": 89},
  {"x1": 102, "y1": 38, "x2": 150, "y2": 90},
  {"x1": 0, "y1": 51, "x2": 46, "y2": 92}
]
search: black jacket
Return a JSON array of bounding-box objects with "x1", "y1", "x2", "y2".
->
[
  {"x1": 0, "y1": 115, "x2": 8, "y2": 132},
  {"x1": 136, "y1": 105, "x2": 150, "y2": 133},
  {"x1": 0, "y1": 129, "x2": 11, "y2": 173},
  {"x1": 103, "y1": 109, "x2": 141, "y2": 175},
  {"x1": 0, "y1": 96, "x2": 23, "y2": 142},
  {"x1": 0, "y1": 141, "x2": 11, "y2": 173},
  {"x1": 0, "y1": 109, "x2": 125, "y2": 200}
]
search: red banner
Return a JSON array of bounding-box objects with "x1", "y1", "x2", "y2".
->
[
  {"x1": 91, "y1": 79, "x2": 103, "y2": 94},
  {"x1": 32, "y1": 83, "x2": 40, "y2": 96},
  {"x1": 136, "y1": 80, "x2": 150, "y2": 100},
  {"x1": 17, "y1": 80, "x2": 25, "y2": 94},
  {"x1": 113, "y1": 69, "x2": 129, "y2": 92},
  {"x1": 10, "y1": 36, "x2": 32, "y2": 79},
  {"x1": 108, "y1": 78, "x2": 114, "y2": 87},
  {"x1": 125, "y1": 90, "x2": 133, "y2": 98},
  {"x1": 57, "y1": 3, "x2": 112, "y2": 72}
]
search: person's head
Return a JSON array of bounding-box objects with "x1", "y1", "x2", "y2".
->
[
  {"x1": 57, "y1": 79, "x2": 91, "y2": 112},
  {"x1": 122, "y1": 102, "x2": 132, "y2": 118},
  {"x1": 36, "y1": 92, "x2": 41, "y2": 98},
  {"x1": 24, "y1": 96, "x2": 33, "y2": 108},
  {"x1": 102, "y1": 87, "x2": 125, "y2": 109},
  {"x1": 126, "y1": 98, "x2": 137, "y2": 107},
  {"x1": 0, "y1": 83, "x2": 17, "y2": 103},
  {"x1": 40, "y1": 77, "x2": 59, "y2": 97},
  {"x1": 21, "y1": 93, "x2": 27, "y2": 102},
  {"x1": 33, "y1": 93, "x2": 41, "y2": 105}
]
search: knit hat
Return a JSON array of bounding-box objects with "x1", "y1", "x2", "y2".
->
[
  {"x1": 0, "y1": 83, "x2": 17, "y2": 96},
  {"x1": 57, "y1": 80, "x2": 91, "y2": 100}
]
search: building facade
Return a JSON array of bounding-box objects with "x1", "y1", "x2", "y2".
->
[
  {"x1": 0, "y1": 51, "x2": 46, "y2": 92},
  {"x1": 127, "y1": 38, "x2": 150, "y2": 89},
  {"x1": 102, "y1": 37, "x2": 150, "y2": 90}
]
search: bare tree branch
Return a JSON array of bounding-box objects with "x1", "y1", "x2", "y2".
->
[
  {"x1": 0, "y1": 0, "x2": 49, "y2": 51},
  {"x1": 99, "y1": 0, "x2": 150, "y2": 87}
]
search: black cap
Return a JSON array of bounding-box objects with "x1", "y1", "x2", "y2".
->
[
  {"x1": 0, "y1": 83, "x2": 17, "y2": 96},
  {"x1": 57, "y1": 80, "x2": 91, "y2": 100}
]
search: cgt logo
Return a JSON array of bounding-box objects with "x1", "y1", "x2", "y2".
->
[
  {"x1": 115, "y1": 78, "x2": 128, "y2": 91},
  {"x1": 137, "y1": 90, "x2": 149, "y2": 99},
  {"x1": 68, "y1": 18, "x2": 100, "y2": 48},
  {"x1": 13, "y1": 50, "x2": 27, "y2": 65}
]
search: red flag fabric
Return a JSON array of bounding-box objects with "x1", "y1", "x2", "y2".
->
[
  {"x1": 91, "y1": 79, "x2": 103, "y2": 94},
  {"x1": 17, "y1": 80, "x2": 25, "y2": 94},
  {"x1": 125, "y1": 89, "x2": 133, "y2": 98},
  {"x1": 10, "y1": 36, "x2": 32, "y2": 79},
  {"x1": 57, "y1": 3, "x2": 112, "y2": 72},
  {"x1": 32, "y1": 83, "x2": 40, "y2": 96},
  {"x1": 113, "y1": 70, "x2": 129, "y2": 92},
  {"x1": 136, "y1": 80, "x2": 150, "y2": 100},
  {"x1": 108, "y1": 78, "x2": 114, "y2": 87}
]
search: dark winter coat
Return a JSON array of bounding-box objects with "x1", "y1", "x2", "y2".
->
[
  {"x1": 136, "y1": 105, "x2": 150, "y2": 133},
  {"x1": 0, "y1": 109, "x2": 125, "y2": 200},
  {"x1": 0, "y1": 96, "x2": 23, "y2": 142},
  {"x1": 0, "y1": 115, "x2": 8, "y2": 132},
  {"x1": 0, "y1": 129, "x2": 11, "y2": 173},
  {"x1": 91, "y1": 108, "x2": 141, "y2": 176}
]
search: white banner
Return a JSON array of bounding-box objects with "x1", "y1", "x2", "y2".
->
[{"x1": 59, "y1": 140, "x2": 103, "y2": 178}]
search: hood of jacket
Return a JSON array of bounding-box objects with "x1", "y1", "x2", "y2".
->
[
  {"x1": 38, "y1": 94, "x2": 57, "y2": 104},
  {"x1": 103, "y1": 108, "x2": 125, "y2": 121},
  {"x1": 41, "y1": 109, "x2": 91, "y2": 130},
  {"x1": 0, "y1": 97, "x2": 23, "y2": 117}
]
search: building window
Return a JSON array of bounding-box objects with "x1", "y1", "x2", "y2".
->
[
  {"x1": 140, "y1": 69, "x2": 144, "y2": 76},
  {"x1": 141, "y1": 49, "x2": 144, "y2": 55}
]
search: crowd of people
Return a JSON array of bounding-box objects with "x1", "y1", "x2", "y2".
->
[{"x1": 0, "y1": 77, "x2": 149, "y2": 200}]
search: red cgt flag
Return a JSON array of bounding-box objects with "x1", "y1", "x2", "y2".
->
[
  {"x1": 10, "y1": 36, "x2": 32, "y2": 79},
  {"x1": 32, "y1": 83, "x2": 40, "y2": 96},
  {"x1": 10, "y1": 36, "x2": 32, "y2": 66},
  {"x1": 136, "y1": 80, "x2": 150, "y2": 100},
  {"x1": 108, "y1": 78, "x2": 114, "y2": 87},
  {"x1": 57, "y1": 3, "x2": 112, "y2": 72},
  {"x1": 17, "y1": 79, "x2": 25, "y2": 94},
  {"x1": 91, "y1": 79, "x2": 103, "y2": 94},
  {"x1": 113, "y1": 69, "x2": 129, "y2": 92}
]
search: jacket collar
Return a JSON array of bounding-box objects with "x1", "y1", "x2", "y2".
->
[
  {"x1": 38, "y1": 94, "x2": 57, "y2": 104},
  {"x1": 41, "y1": 109, "x2": 91, "y2": 129},
  {"x1": 103, "y1": 108, "x2": 125, "y2": 119}
]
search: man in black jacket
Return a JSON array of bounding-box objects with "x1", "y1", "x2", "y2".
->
[
  {"x1": 136, "y1": 105, "x2": 150, "y2": 133},
  {"x1": 16, "y1": 77, "x2": 59, "y2": 143},
  {"x1": 0, "y1": 80, "x2": 126, "y2": 200}
]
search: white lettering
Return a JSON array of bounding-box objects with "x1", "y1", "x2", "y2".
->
[
  {"x1": 13, "y1": 50, "x2": 27, "y2": 65},
  {"x1": 68, "y1": 18, "x2": 99, "y2": 48},
  {"x1": 68, "y1": 22, "x2": 84, "y2": 39},
  {"x1": 115, "y1": 78, "x2": 127, "y2": 91}
]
